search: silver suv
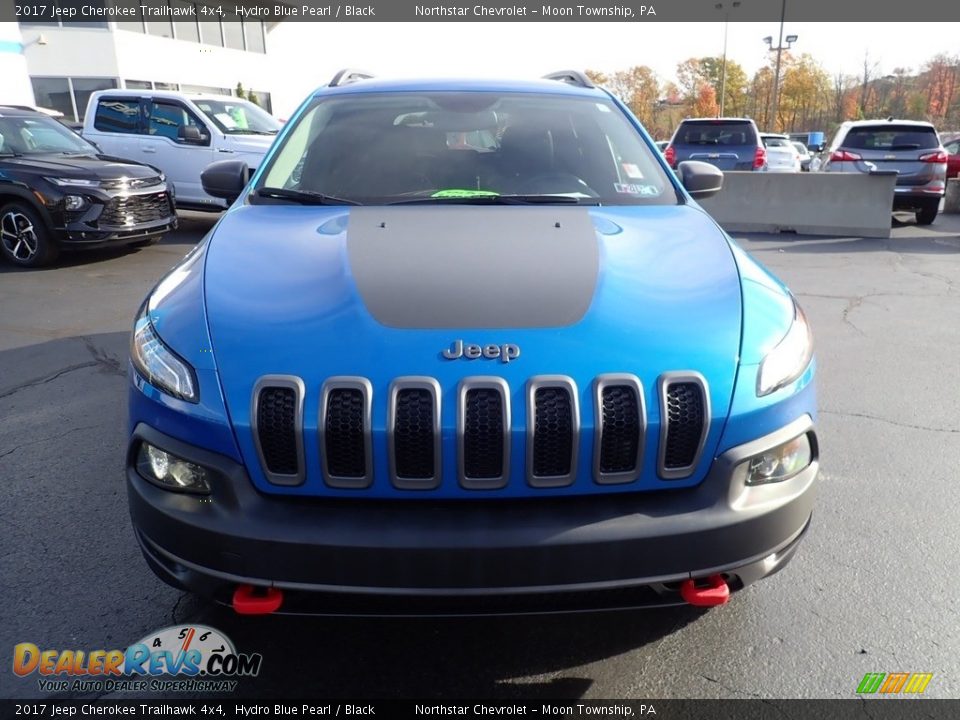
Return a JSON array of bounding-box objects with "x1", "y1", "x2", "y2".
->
[{"x1": 821, "y1": 119, "x2": 947, "y2": 225}]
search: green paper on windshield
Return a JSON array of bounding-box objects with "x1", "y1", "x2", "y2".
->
[{"x1": 430, "y1": 189, "x2": 499, "y2": 198}]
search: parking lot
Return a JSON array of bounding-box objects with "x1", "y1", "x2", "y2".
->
[{"x1": 1, "y1": 210, "x2": 959, "y2": 700}]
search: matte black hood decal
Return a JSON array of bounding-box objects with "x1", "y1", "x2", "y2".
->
[{"x1": 347, "y1": 206, "x2": 599, "y2": 329}]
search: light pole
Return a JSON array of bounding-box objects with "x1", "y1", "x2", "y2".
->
[
  {"x1": 714, "y1": 1, "x2": 741, "y2": 117},
  {"x1": 763, "y1": 0, "x2": 797, "y2": 131}
]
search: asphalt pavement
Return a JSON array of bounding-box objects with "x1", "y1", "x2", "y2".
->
[{"x1": 1, "y1": 211, "x2": 958, "y2": 700}]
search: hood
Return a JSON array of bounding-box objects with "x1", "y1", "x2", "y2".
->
[
  {"x1": 223, "y1": 134, "x2": 275, "y2": 156},
  {"x1": 5, "y1": 153, "x2": 160, "y2": 181},
  {"x1": 202, "y1": 203, "x2": 743, "y2": 496}
]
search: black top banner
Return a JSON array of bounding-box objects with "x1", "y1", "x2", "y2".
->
[
  {"x1": 3, "y1": 700, "x2": 960, "y2": 720},
  {"x1": 6, "y1": 0, "x2": 960, "y2": 23}
]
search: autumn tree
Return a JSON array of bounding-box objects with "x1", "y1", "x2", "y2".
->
[
  {"x1": 692, "y1": 84, "x2": 719, "y2": 118},
  {"x1": 587, "y1": 66, "x2": 661, "y2": 127}
]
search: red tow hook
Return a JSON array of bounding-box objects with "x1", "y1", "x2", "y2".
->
[
  {"x1": 680, "y1": 574, "x2": 730, "y2": 607},
  {"x1": 232, "y1": 585, "x2": 284, "y2": 615}
]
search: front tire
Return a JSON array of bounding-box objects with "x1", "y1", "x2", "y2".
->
[
  {"x1": 0, "y1": 203, "x2": 59, "y2": 267},
  {"x1": 916, "y1": 198, "x2": 939, "y2": 226}
]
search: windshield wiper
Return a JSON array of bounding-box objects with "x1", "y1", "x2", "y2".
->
[
  {"x1": 229, "y1": 129, "x2": 277, "y2": 135},
  {"x1": 256, "y1": 187, "x2": 361, "y2": 206},
  {"x1": 388, "y1": 194, "x2": 595, "y2": 206}
]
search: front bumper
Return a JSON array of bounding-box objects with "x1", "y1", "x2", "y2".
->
[
  {"x1": 126, "y1": 416, "x2": 819, "y2": 614},
  {"x1": 46, "y1": 184, "x2": 177, "y2": 247}
]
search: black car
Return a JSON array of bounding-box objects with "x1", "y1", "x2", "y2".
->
[
  {"x1": 0, "y1": 106, "x2": 176, "y2": 267},
  {"x1": 665, "y1": 117, "x2": 767, "y2": 172}
]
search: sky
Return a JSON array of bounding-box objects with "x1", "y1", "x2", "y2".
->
[{"x1": 267, "y1": 22, "x2": 959, "y2": 117}]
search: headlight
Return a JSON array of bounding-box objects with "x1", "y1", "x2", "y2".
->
[
  {"x1": 131, "y1": 305, "x2": 198, "y2": 402},
  {"x1": 744, "y1": 434, "x2": 812, "y2": 486},
  {"x1": 136, "y1": 442, "x2": 210, "y2": 493},
  {"x1": 757, "y1": 301, "x2": 813, "y2": 396},
  {"x1": 44, "y1": 177, "x2": 101, "y2": 187}
]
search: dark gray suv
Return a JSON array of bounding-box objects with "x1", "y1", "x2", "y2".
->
[
  {"x1": 665, "y1": 118, "x2": 766, "y2": 172},
  {"x1": 821, "y1": 119, "x2": 947, "y2": 225}
]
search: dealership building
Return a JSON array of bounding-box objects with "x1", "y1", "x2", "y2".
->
[{"x1": 2, "y1": 5, "x2": 278, "y2": 121}]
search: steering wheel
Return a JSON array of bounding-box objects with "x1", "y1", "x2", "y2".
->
[{"x1": 516, "y1": 172, "x2": 598, "y2": 196}]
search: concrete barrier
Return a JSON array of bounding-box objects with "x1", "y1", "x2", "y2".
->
[
  {"x1": 944, "y1": 178, "x2": 960, "y2": 214},
  {"x1": 697, "y1": 171, "x2": 897, "y2": 238}
]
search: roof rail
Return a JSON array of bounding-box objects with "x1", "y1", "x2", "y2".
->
[
  {"x1": 542, "y1": 70, "x2": 595, "y2": 89},
  {"x1": 328, "y1": 69, "x2": 375, "y2": 87}
]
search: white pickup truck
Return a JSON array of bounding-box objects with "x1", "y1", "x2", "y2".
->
[{"x1": 83, "y1": 90, "x2": 279, "y2": 211}]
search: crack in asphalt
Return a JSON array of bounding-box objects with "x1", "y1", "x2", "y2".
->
[
  {"x1": 841, "y1": 296, "x2": 867, "y2": 336},
  {"x1": 0, "y1": 336, "x2": 125, "y2": 401},
  {"x1": 80, "y1": 335, "x2": 126, "y2": 377},
  {"x1": 0, "y1": 361, "x2": 99, "y2": 400},
  {"x1": 0, "y1": 424, "x2": 100, "y2": 461},
  {"x1": 821, "y1": 409, "x2": 959, "y2": 434},
  {"x1": 700, "y1": 673, "x2": 766, "y2": 700}
]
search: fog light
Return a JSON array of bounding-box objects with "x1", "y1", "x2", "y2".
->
[
  {"x1": 64, "y1": 195, "x2": 86, "y2": 211},
  {"x1": 136, "y1": 442, "x2": 211, "y2": 493},
  {"x1": 744, "y1": 434, "x2": 812, "y2": 486}
]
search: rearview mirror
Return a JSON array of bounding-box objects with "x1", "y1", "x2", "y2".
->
[
  {"x1": 201, "y1": 160, "x2": 249, "y2": 203},
  {"x1": 677, "y1": 160, "x2": 723, "y2": 200}
]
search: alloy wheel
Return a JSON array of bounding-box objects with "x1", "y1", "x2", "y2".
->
[{"x1": 0, "y1": 211, "x2": 39, "y2": 262}]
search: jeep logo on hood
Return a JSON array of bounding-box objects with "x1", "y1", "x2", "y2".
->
[{"x1": 442, "y1": 340, "x2": 520, "y2": 363}]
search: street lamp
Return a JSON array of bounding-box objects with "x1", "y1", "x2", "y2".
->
[
  {"x1": 714, "y1": 1, "x2": 741, "y2": 117},
  {"x1": 763, "y1": 0, "x2": 797, "y2": 131}
]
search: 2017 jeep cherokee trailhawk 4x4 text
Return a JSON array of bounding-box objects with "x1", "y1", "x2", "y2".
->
[{"x1": 126, "y1": 70, "x2": 819, "y2": 615}]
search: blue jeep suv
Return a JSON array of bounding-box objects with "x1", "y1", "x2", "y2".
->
[{"x1": 126, "y1": 70, "x2": 818, "y2": 615}]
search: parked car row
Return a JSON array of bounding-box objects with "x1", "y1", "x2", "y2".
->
[
  {"x1": 0, "y1": 89, "x2": 283, "y2": 266},
  {"x1": 660, "y1": 115, "x2": 954, "y2": 225}
]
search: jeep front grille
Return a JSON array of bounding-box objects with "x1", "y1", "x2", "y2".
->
[
  {"x1": 594, "y1": 374, "x2": 645, "y2": 484},
  {"x1": 388, "y1": 377, "x2": 441, "y2": 489},
  {"x1": 250, "y1": 371, "x2": 711, "y2": 491},
  {"x1": 658, "y1": 373, "x2": 710, "y2": 479},
  {"x1": 321, "y1": 377, "x2": 373, "y2": 488},
  {"x1": 458, "y1": 378, "x2": 510, "y2": 489},
  {"x1": 251, "y1": 376, "x2": 305, "y2": 486}
]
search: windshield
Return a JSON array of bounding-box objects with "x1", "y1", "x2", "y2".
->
[
  {"x1": 763, "y1": 137, "x2": 792, "y2": 148},
  {"x1": 257, "y1": 91, "x2": 676, "y2": 205},
  {"x1": 0, "y1": 115, "x2": 99, "y2": 156},
  {"x1": 193, "y1": 98, "x2": 280, "y2": 135}
]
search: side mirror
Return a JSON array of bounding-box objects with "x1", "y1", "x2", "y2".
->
[
  {"x1": 201, "y1": 159, "x2": 249, "y2": 203},
  {"x1": 178, "y1": 125, "x2": 206, "y2": 144},
  {"x1": 677, "y1": 160, "x2": 723, "y2": 200}
]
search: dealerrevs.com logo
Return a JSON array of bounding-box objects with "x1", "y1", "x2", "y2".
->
[{"x1": 13, "y1": 625, "x2": 261, "y2": 693}]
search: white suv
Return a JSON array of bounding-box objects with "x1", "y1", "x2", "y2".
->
[{"x1": 83, "y1": 90, "x2": 280, "y2": 210}]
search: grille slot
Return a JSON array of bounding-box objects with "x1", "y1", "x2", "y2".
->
[
  {"x1": 388, "y1": 377, "x2": 441, "y2": 490},
  {"x1": 593, "y1": 374, "x2": 645, "y2": 484},
  {"x1": 321, "y1": 377, "x2": 373, "y2": 488},
  {"x1": 658, "y1": 373, "x2": 710, "y2": 479},
  {"x1": 458, "y1": 378, "x2": 510, "y2": 489},
  {"x1": 251, "y1": 376, "x2": 305, "y2": 486},
  {"x1": 527, "y1": 376, "x2": 578, "y2": 488},
  {"x1": 99, "y1": 191, "x2": 173, "y2": 227}
]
